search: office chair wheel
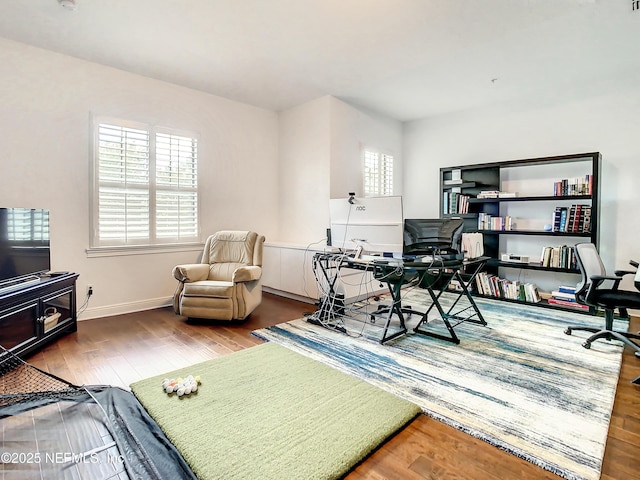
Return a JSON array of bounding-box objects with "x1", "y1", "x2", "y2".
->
[
  {"x1": 582, "y1": 341, "x2": 591, "y2": 349},
  {"x1": 564, "y1": 327, "x2": 572, "y2": 335}
]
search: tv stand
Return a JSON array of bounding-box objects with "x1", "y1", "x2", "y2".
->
[
  {"x1": 0, "y1": 274, "x2": 41, "y2": 293},
  {"x1": 0, "y1": 272, "x2": 78, "y2": 359}
]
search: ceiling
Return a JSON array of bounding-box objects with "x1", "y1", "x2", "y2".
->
[{"x1": 0, "y1": 0, "x2": 638, "y2": 121}]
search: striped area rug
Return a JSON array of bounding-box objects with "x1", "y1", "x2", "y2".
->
[{"x1": 253, "y1": 291, "x2": 625, "y2": 480}]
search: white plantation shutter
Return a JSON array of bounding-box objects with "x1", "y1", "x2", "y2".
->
[
  {"x1": 93, "y1": 119, "x2": 199, "y2": 247},
  {"x1": 363, "y1": 149, "x2": 394, "y2": 197},
  {"x1": 155, "y1": 132, "x2": 198, "y2": 239}
]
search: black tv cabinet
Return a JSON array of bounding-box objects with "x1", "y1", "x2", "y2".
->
[{"x1": 0, "y1": 273, "x2": 79, "y2": 358}]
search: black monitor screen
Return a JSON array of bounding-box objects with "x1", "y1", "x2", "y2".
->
[
  {"x1": 403, "y1": 218, "x2": 464, "y2": 256},
  {"x1": 0, "y1": 208, "x2": 51, "y2": 284}
]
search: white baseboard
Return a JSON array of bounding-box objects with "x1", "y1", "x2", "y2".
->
[
  {"x1": 78, "y1": 297, "x2": 173, "y2": 321},
  {"x1": 263, "y1": 287, "x2": 317, "y2": 305}
]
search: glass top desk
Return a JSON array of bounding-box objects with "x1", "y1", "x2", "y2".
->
[
  {"x1": 310, "y1": 252, "x2": 488, "y2": 344},
  {"x1": 369, "y1": 256, "x2": 489, "y2": 344}
]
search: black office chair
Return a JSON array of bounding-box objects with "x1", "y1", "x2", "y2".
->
[{"x1": 564, "y1": 243, "x2": 640, "y2": 360}]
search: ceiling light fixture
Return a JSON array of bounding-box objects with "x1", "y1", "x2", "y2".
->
[{"x1": 58, "y1": 0, "x2": 77, "y2": 11}]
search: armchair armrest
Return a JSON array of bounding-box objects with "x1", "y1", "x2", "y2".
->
[
  {"x1": 173, "y1": 264, "x2": 210, "y2": 283},
  {"x1": 233, "y1": 265, "x2": 262, "y2": 283}
]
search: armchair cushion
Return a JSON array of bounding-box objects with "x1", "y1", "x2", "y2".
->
[{"x1": 183, "y1": 281, "x2": 235, "y2": 298}]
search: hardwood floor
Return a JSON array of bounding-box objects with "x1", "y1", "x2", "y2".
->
[{"x1": 27, "y1": 293, "x2": 640, "y2": 479}]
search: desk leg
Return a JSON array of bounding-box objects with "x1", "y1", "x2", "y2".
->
[
  {"x1": 451, "y1": 271, "x2": 486, "y2": 326},
  {"x1": 413, "y1": 262, "x2": 487, "y2": 344},
  {"x1": 379, "y1": 280, "x2": 409, "y2": 344},
  {"x1": 308, "y1": 255, "x2": 346, "y2": 333},
  {"x1": 414, "y1": 285, "x2": 460, "y2": 344}
]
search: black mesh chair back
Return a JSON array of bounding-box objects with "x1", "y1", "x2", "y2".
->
[{"x1": 574, "y1": 243, "x2": 607, "y2": 304}]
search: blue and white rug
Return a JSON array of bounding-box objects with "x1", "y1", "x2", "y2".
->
[{"x1": 253, "y1": 291, "x2": 625, "y2": 480}]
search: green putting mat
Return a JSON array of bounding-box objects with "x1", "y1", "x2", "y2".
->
[{"x1": 130, "y1": 342, "x2": 420, "y2": 480}]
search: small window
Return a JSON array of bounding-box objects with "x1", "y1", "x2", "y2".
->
[
  {"x1": 363, "y1": 148, "x2": 394, "y2": 197},
  {"x1": 91, "y1": 117, "x2": 199, "y2": 248}
]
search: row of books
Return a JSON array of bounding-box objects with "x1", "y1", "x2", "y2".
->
[
  {"x1": 477, "y1": 213, "x2": 513, "y2": 231},
  {"x1": 547, "y1": 285, "x2": 589, "y2": 311},
  {"x1": 552, "y1": 204, "x2": 591, "y2": 233},
  {"x1": 476, "y1": 190, "x2": 518, "y2": 199},
  {"x1": 475, "y1": 271, "x2": 541, "y2": 302},
  {"x1": 553, "y1": 175, "x2": 593, "y2": 196},
  {"x1": 540, "y1": 245, "x2": 578, "y2": 270},
  {"x1": 442, "y1": 192, "x2": 471, "y2": 214}
]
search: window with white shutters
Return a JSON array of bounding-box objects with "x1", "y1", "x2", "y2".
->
[
  {"x1": 363, "y1": 148, "x2": 394, "y2": 197},
  {"x1": 91, "y1": 118, "x2": 199, "y2": 248}
]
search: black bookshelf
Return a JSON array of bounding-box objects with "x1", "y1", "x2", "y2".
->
[{"x1": 441, "y1": 152, "x2": 601, "y2": 311}]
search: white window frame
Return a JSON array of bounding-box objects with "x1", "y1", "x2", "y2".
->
[
  {"x1": 88, "y1": 116, "x2": 201, "y2": 255},
  {"x1": 362, "y1": 147, "x2": 395, "y2": 197}
]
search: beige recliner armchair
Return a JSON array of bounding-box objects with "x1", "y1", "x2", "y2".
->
[{"x1": 172, "y1": 230, "x2": 265, "y2": 320}]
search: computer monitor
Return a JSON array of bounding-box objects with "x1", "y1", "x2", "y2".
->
[
  {"x1": 329, "y1": 196, "x2": 403, "y2": 253},
  {"x1": 403, "y1": 218, "x2": 464, "y2": 256}
]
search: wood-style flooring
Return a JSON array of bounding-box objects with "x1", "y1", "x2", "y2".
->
[{"x1": 27, "y1": 293, "x2": 640, "y2": 479}]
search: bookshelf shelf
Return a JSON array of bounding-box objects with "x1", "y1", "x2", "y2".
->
[
  {"x1": 441, "y1": 152, "x2": 600, "y2": 312},
  {"x1": 488, "y1": 259, "x2": 580, "y2": 273},
  {"x1": 478, "y1": 230, "x2": 592, "y2": 237},
  {"x1": 469, "y1": 194, "x2": 592, "y2": 204}
]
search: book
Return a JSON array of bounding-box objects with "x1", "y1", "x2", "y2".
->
[
  {"x1": 558, "y1": 285, "x2": 577, "y2": 294},
  {"x1": 582, "y1": 206, "x2": 592, "y2": 233},
  {"x1": 559, "y1": 207, "x2": 568, "y2": 232},
  {"x1": 552, "y1": 207, "x2": 563, "y2": 232},
  {"x1": 547, "y1": 298, "x2": 589, "y2": 310},
  {"x1": 551, "y1": 290, "x2": 576, "y2": 301}
]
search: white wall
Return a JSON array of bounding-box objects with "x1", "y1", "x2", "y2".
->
[
  {"x1": 277, "y1": 97, "x2": 331, "y2": 245},
  {"x1": 276, "y1": 96, "x2": 403, "y2": 246},
  {"x1": 329, "y1": 98, "x2": 403, "y2": 199},
  {"x1": 403, "y1": 75, "x2": 640, "y2": 290},
  {"x1": 0, "y1": 38, "x2": 279, "y2": 318}
]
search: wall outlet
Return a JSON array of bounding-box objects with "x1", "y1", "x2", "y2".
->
[{"x1": 87, "y1": 284, "x2": 94, "y2": 296}]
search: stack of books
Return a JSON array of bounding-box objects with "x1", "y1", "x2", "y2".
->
[
  {"x1": 552, "y1": 204, "x2": 592, "y2": 233},
  {"x1": 547, "y1": 285, "x2": 589, "y2": 311},
  {"x1": 478, "y1": 213, "x2": 513, "y2": 230},
  {"x1": 443, "y1": 191, "x2": 471, "y2": 214},
  {"x1": 540, "y1": 245, "x2": 577, "y2": 269},
  {"x1": 476, "y1": 190, "x2": 518, "y2": 198},
  {"x1": 475, "y1": 271, "x2": 541, "y2": 303},
  {"x1": 553, "y1": 175, "x2": 592, "y2": 196}
]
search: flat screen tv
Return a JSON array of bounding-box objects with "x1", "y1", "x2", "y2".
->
[
  {"x1": 403, "y1": 218, "x2": 464, "y2": 256},
  {"x1": 0, "y1": 208, "x2": 51, "y2": 286}
]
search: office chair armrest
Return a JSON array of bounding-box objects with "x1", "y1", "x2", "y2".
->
[
  {"x1": 589, "y1": 274, "x2": 622, "y2": 291},
  {"x1": 613, "y1": 269, "x2": 636, "y2": 278},
  {"x1": 173, "y1": 264, "x2": 210, "y2": 283}
]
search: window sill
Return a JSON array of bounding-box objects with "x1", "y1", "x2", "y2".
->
[{"x1": 86, "y1": 243, "x2": 204, "y2": 258}]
